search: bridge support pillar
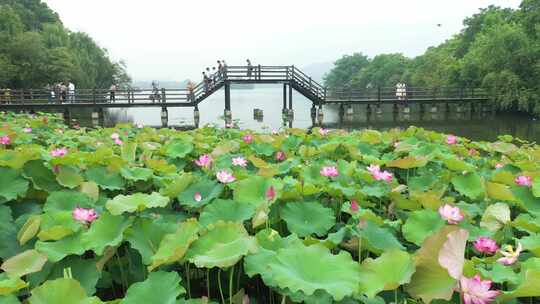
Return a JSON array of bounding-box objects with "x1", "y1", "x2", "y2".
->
[
  {"x1": 403, "y1": 105, "x2": 410, "y2": 114},
  {"x1": 224, "y1": 81, "x2": 231, "y2": 116},
  {"x1": 282, "y1": 84, "x2": 288, "y2": 114},
  {"x1": 366, "y1": 104, "x2": 372, "y2": 113},
  {"x1": 194, "y1": 105, "x2": 200, "y2": 126},
  {"x1": 288, "y1": 82, "x2": 293, "y2": 112},
  {"x1": 445, "y1": 103, "x2": 450, "y2": 113},
  {"x1": 161, "y1": 107, "x2": 168, "y2": 128},
  {"x1": 317, "y1": 106, "x2": 324, "y2": 122},
  {"x1": 346, "y1": 105, "x2": 354, "y2": 116},
  {"x1": 393, "y1": 103, "x2": 399, "y2": 113},
  {"x1": 91, "y1": 109, "x2": 103, "y2": 128},
  {"x1": 310, "y1": 105, "x2": 317, "y2": 118},
  {"x1": 430, "y1": 104, "x2": 438, "y2": 113},
  {"x1": 63, "y1": 108, "x2": 71, "y2": 126},
  {"x1": 339, "y1": 104, "x2": 345, "y2": 116},
  {"x1": 376, "y1": 104, "x2": 383, "y2": 115},
  {"x1": 456, "y1": 103, "x2": 464, "y2": 113}
]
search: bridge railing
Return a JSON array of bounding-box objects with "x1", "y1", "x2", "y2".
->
[
  {"x1": 326, "y1": 86, "x2": 488, "y2": 102},
  {"x1": 0, "y1": 88, "x2": 193, "y2": 105}
]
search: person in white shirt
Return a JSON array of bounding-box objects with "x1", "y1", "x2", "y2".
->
[{"x1": 68, "y1": 81, "x2": 75, "y2": 103}]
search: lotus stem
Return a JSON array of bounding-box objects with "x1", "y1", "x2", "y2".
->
[
  {"x1": 115, "y1": 252, "x2": 128, "y2": 292},
  {"x1": 281, "y1": 294, "x2": 287, "y2": 304},
  {"x1": 207, "y1": 268, "x2": 211, "y2": 299},
  {"x1": 218, "y1": 268, "x2": 226, "y2": 304},
  {"x1": 358, "y1": 237, "x2": 362, "y2": 263},
  {"x1": 229, "y1": 266, "x2": 234, "y2": 304},
  {"x1": 186, "y1": 263, "x2": 191, "y2": 298}
]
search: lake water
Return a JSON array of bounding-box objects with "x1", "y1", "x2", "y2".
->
[{"x1": 72, "y1": 85, "x2": 540, "y2": 142}]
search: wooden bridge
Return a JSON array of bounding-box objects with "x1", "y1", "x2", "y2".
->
[{"x1": 0, "y1": 65, "x2": 491, "y2": 126}]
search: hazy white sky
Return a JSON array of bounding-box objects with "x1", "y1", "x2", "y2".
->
[{"x1": 43, "y1": 0, "x2": 521, "y2": 81}]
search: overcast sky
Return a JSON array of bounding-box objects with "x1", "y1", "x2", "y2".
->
[{"x1": 43, "y1": 0, "x2": 521, "y2": 81}]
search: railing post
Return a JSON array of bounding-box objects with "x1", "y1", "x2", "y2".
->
[
  {"x1": 161, "y1": 88, "x2": 167, "y2": 103},
  {"x1": 377, "y1": 87, "x2": 381, "y2": 103},
  {"x1": 258, "y1": 64, "x2": 261, "y2": 80}
]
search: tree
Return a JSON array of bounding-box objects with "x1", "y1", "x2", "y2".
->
[
  {"x1": 323, "y1": 53, "x2": 369, "y2": 88},
  {"x1": 350, "y1": 53, "x2": 411, "y2": 88}
]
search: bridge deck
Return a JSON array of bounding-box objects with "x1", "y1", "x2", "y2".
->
[{"x1": 0, "y1": 65, "x2": 490, "y2": 111}]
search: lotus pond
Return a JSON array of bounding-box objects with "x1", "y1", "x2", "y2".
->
[{"x1": 1, "y1": 112, "x2": 540, "y2": 304}]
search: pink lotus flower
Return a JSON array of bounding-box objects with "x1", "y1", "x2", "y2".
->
[
  {"x1": 111, "y1": 133, "x2": 120, "y2": 140},
  {"x1": 366, "y1": 164, "x2": 393, "y2": 183},
  {"x1": 275, "y1": 151, "x2": 286, "y2": 161},
  {"x1": 216, "y1": 170, "x2": 235, "y2": 183},
  {"x1": 73, "y1": 124, "x2": 80, "y2": 130},
  {"x1": 114, "y1": 138, "x2": 123, "y2": 145},
  {"x1": 366, "y1": 164, "x2": 380, "y2": 174},
  {"x1": 0, "y1": 135, "x2": 10, "y2": 145},
  {"x1": 266, "y1": 186, "x2": 276, "y2": 201},
  {"x1": 373, "y1": 170, "x2": 393, "y2": 182},
  {"x1": 497, "y1": 243, "x2": 522, "y2": 265},
  {"x1": 446, "y1": 135, "x2": 458, "y2": 145},
  {"x1": 319, "y1": 128, "x2": 329, "y2": 136},
  {"x1": 473, "y1": 237, "x2": 499, "y2": 255},
  {"x1": 468, "y1": 148, "x2": 478, "y2": 156},
  {"x1": 194, "y1": 154, "x2": 212, "y2": 168},
  {"x1": 232, "y1": 157, "x2": 248, "y2": 167},
  {"x1": 320, "y1": 166, "x2": 339, "y2": 177},
  {"x1": 495, "y1": 163, "x2": 504, "y2": 169},
  {"x1": 23, "y1": 128, "x2": 32, "y2": 133},
  {"x1": 194, "y1": 192, "x2": 202, "y2": 202},
  {"x1": 225, "y1": 123, "x2": 233, "y2": 129},
  {"x1": 438, "y1": 204, "x2": 464, "y2": 224},
  {"x1": 50, "y1": 148, "x2": 68, "y2": 157},
  {"x1": 72, "y1": 207, "x2": 98, "y2": 225},
  {"x1": 515, "y1": 175, "x2": 532, "y2": 187},
  {"x1": 460, "y1": 275, "x2": 500, "y2": 304},
  {"x1": 242, "y1": 134, "x2": 253, "y2": 144},
  {"x1": 393, "y1": 141, "x2": 401, "y2": 148},
  {"x1": 272, "y1": 129, "x2": 279, "y2": 135},
  {"x1": 350, "y1": 200, "x2": 359, "y2": 212}
]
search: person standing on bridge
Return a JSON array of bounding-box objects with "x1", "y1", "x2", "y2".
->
[
  {"x1": 203, "y1": 72, "x2": 209, "y2": 93},
  {"x1": 217, "y1": 60, "x2": 223, "y2": 79},
  {"x1": 68, "y1": 81, "x2": 75, "y2": 103},
  {"x1": 109, "y1": 83, "x2": 117, "y2": 103},
  {"x1": 186, "y1": 81, "x2": 195, "y2": 102},
  {"x1": 222, "y1": 60, "x2": 228, "y2": 78},
  {"x1": 246, "y1": 59, "x2": 253, "y2": 79},
  {"x1": 60, "y1": 82, "x2": 67, "y2": 103}
]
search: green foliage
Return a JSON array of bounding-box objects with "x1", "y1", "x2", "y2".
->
[{"x1": 0, "y1": 1, "x2": 130, "y2": 88}]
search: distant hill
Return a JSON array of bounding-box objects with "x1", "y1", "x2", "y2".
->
[{"x1": 301, "y1": 62, "x2": 334, "y2": 84}]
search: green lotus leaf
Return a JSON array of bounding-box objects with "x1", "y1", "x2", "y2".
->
[
  {"x1": 232, "y1": 176, "x2": 279, "y2": 207},
  {"x1": 358, "y1": 250, "x2": 415, "y2": 298},
  {"x1": 499, "y1": 258, "x2": 540, "y2": 301},
  {"x1": 186, "y1": 221, "x2": 256, "y2": 269},
  {"x1": 512, "y1": 214, "x2": 540, "y2": 233},
  {"x1": 35, "y1": 232, "x2": 86, "y2": 262},
  {"x1": 512, "y1": 186, "x2": 540, "y2": 216},
  {"x1": 0, "y1": 294, "x2": 21, "y2": 303},
  {"x1": 1, "y1": 249, "x2": 47, "y2": 278},
  {"x1": 519, "y1": 234, "x2": 540, "y2": 256},
  {"x1": 443, "y1": 156, "x2": 475, "y2": 172},
  {"x1": 360, "y1": 183, "x2": 390, "y2": 198},
  {"x1": 451, "y1": 172, "x2": 484, "y2": 200},
  {"x1": 166, "y1": 140, "x2": 193, "y2": 159},
  {"x1": 405, "y1": 226, "x2": 459, "y2": 303},
  {"x1": 199, "y1": 199, "x2": 256, "y2": 227},
  {"x1": 106, "y1": 192, "x2": 170, "y2": 215},
  {"x1": 0, "y1": 273, "x2": 28, "y2": 296},
  {"x1": 18, "y1": 214, "x2": 41, "y2": 245},
  {"x1": 44, "y1": 256, "x2": 101, "y2": 295},
  {"x1": 280, "y1": 201, "x2": 335, "y2": 237},
  {"x1": 360, "y1": 221, "x2": 405, "y2": 253},
  {"x1": 485, "y1": 181, "x2": 515, "y2": 201},
  {"x1": 250, "y1": 142, "x2": 274, "y2": 156},
  {"x1": 0, "y1": 148, "x2": 39, "y2": 169},
  {"x1": 159, "y1": 173, "x2": 195, "y2": 198},
  {"x1": 85, "y1": 166, "x2": 125, "y2": 190},
  {"x1": 0, "y1": 206, "x2": 23, "y2": 259},
  {"x1": 178, "y1": 178, "x2": 223, "y2": 209},
  {"x1": 533, "y1": 179, "x2": 540, "y2": 198},
  {"x1": 81, "y1": 213, "x2": 131, "y2": 255},
  {"x1": 38, "y1": 211, "x2": 82, "y2": 241},
  {"x1": 55, "y1": 165, "x2": 84, "y2": 189},
  {"x1": 43, "y1": 191, "x2": 94, "y2": 213},
  {"x1": 0, "y1": 167, "x2": 29, "y2": 201},
  {"x1": 120, "y1": 271, "x2": 185, "y2": 304},
  {"x1": 79, "y1": 182, "x2": 99, "y2": 202},
  {"x1": 386, "y1": 156, "x2": 428, "y2": 169},
  {"x1": 478, "y1": 262, "x2": 519, "y2": 284},
  {"x1": 121, "y1": 142, "x2": 137, "y2": 163},
  {"x1": 28, "y1": 278, "x2": 100, "y2": 304},
  {"x1": 267, "y1": 243, "x2": 361, "y2": 301},
  {"x1": 23, "y1": 160, "x2": 62, "y2": 192},
  {"x1": 480, "y1": 202, "x2": 511, "y2": 232},
  {"x1": 120, "y1": 166, "x2": 153, "y2": 181},
  {"x1": 125, "y1": 217, "x2": 177, "y2": 265},
  {"x1": 148, "y1": 218, "x2": 199, "y2": 271},
  {"x1": 402, "y1": 209, "x2": 445, "y2": 246}
]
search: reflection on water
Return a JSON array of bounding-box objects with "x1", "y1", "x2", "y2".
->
[{"x1": 68, "y1": 85, "x2": 540, "y2": 142}]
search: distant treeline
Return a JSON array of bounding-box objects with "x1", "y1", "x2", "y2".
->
[
  {"x1": 324, "y1": 0, "x2": 540, "y2": 115},
  {"x1": 0, "y1": 0, "x2": 130, "y2": 89}
]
